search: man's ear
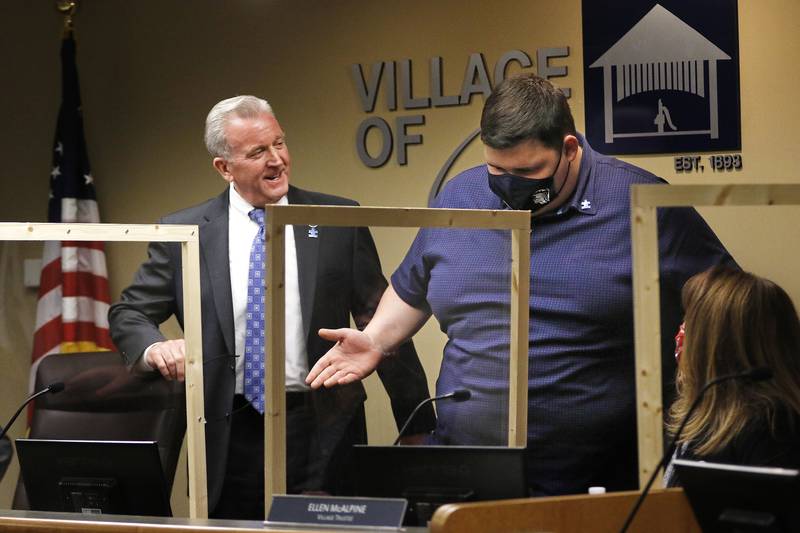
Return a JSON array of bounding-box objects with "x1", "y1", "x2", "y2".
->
[
  {"x1": 564, "y1": 135, "x2": 580, "y2": 161},
  {"x1": 212, "y1": 157, "x2": 233, "y2": 182}
]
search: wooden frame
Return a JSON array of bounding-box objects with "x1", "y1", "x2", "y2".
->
[
  {"x1": 630, "y1": 183, "x2": 800, "y2": 486},
  {"x1": 0, "y1": 223, "x2": 208, "y2": 518},
  {"x1": 263, "y1": 205, "x2": 531, "y2": 514}
]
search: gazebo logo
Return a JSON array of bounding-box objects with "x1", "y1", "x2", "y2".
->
[{"x1": 583, "y1": 1, "x2": 740, "y2": 155}]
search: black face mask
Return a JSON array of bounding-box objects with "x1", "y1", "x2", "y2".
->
[{"x1": 487, "y1": 150, "x2": 565, "y2": 212}]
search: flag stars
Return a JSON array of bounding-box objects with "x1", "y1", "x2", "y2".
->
[
  {"x1": 84, "y1": 174, "x2": 94, "y2": 185},
  {"x1": 54, "y1": 142, "x2": 63, "y2": 155},
  {"x1": 51, "y1": 166, "x2": 61, "y2": 180}
]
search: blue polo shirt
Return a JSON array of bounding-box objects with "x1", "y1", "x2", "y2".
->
[{"x1": 391, "y1": 134, "x2": 736, "y2": 495}]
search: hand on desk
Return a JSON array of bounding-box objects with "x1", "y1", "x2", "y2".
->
[{"x1": 147, "y1": 339, "x2": 186, "y2": 382}]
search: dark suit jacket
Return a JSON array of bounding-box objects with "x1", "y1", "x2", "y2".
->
[{"x1": 109, "y1": 186, "x2": 433, "y2": 509}]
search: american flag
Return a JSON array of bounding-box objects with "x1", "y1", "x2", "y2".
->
[{"x1": 30, "y1": 32, "x2": 114, "y2": 383}]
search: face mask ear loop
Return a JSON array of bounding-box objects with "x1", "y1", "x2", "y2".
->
[
  {"x1": 553, "y1": 159, "x2": 571, "y2": 198},
  {"x1": 548, "y1": 139, "x2": 573, "y2": 197}
]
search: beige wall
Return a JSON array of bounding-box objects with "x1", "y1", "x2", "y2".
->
[{"x1": 2, "y1": 0, "x2": 799, "y2": 513}]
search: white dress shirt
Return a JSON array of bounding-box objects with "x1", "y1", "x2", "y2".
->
[{"x1": 228, "y1": 184, "x2": 310, "y2": 392}]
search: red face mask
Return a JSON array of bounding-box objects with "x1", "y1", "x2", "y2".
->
[{"x1": 674, "y1": 322, "x2": 685, "y2": 363}]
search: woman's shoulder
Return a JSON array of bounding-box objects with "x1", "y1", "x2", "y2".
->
[{"x1": 701, "y1": 412, "x2": 800, "y2": 469}]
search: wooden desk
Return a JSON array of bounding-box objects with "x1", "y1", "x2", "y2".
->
[
  {"x1": 1, "y1": 490, "x2": 699, "y2": 533},
  {"x1": 430, "y1": 488, "x2": 700, "y2": 533},
  {"x1": 0, "y1": 510, "x2": 427, "y2": 533}
]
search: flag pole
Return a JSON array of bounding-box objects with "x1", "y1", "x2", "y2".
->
[{"x1": 56, "y1": 0, "x2": 77, "y2": 37}]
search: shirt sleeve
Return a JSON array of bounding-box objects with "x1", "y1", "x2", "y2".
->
[
  {"x1": 390, "y1": 182, "x2": 464, "y2": 311},
  {"x1": 390, "y1": 227, "x2": 433, "y2": 312},
  {"x1": 658, "y1": 206, "x2": 739, "y2": 291},
  {"x1": 137, "y1": 342, "x2": 159, "y2": 372}
]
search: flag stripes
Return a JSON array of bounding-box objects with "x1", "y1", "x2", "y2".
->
[{"x1": 30, "y1": 33, "x2": 114, "y2": 390}]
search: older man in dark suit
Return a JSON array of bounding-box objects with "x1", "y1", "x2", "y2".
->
[{"x1": 109, "y1": 96, "x2": 433, "y2": 519}]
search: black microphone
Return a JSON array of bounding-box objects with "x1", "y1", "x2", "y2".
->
[
  {"x1": 619, "y1": 367, "x2": 773, "y2": 533},
  {"x1": 0, "y1": 382, "x2": 65, "y2": 440},
  {"x1": 393, "y1": 389, "x2": 471, "y2": 445}
]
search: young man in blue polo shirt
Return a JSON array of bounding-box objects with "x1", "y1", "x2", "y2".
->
[{"x1": 307, "y1": 73, "x2": 736, "y2": 495}]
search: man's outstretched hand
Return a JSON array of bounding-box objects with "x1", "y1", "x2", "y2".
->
[{"x1": 306, "y1": 328, "x2": 384, "y2": 389}]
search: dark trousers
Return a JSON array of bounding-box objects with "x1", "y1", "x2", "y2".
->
[{"x1": 210, "y1": 393, "x2": 365, "y2": 520}]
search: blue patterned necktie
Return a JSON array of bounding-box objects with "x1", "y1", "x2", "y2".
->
[{"x1": 244, "y1": 208, "x2": 266, "y2": 413}]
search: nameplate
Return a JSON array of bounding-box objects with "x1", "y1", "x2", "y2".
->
[{"x1": 266, "y1": 494, "x2": 407, "y2": 530}]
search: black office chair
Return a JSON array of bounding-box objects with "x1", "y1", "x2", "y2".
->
[
  {"x1": 0, "y1": 435, "x2": 11, "y2": 482},
  {"x1": 12, "y1": 351, "x2": 186, "y2": 510}
]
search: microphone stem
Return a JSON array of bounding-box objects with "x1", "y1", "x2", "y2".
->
[
  {"x1": 619, "y1": 371, "x2": 749, "y2": 533},
  {"x1": 0, "y1": 387, "x2": 53, "y2": 440},
  {"x1": 393, "y1": 397, "x2": 435, "y2": 446}
]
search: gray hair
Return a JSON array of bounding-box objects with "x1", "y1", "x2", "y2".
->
[{"x1": 204, "y1": 95, "x2": 273, "y2": 159}]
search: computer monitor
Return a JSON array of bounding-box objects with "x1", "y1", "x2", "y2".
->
[
  {"x1": 674, "y1": 459, "x2": 800, "y2": 533},
  {"x1": 16, "y1": 439, "x2": 171, "y2": 517},
  {"x1": 354, "y1": 445, "x2": 528, "y2": 525}
]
